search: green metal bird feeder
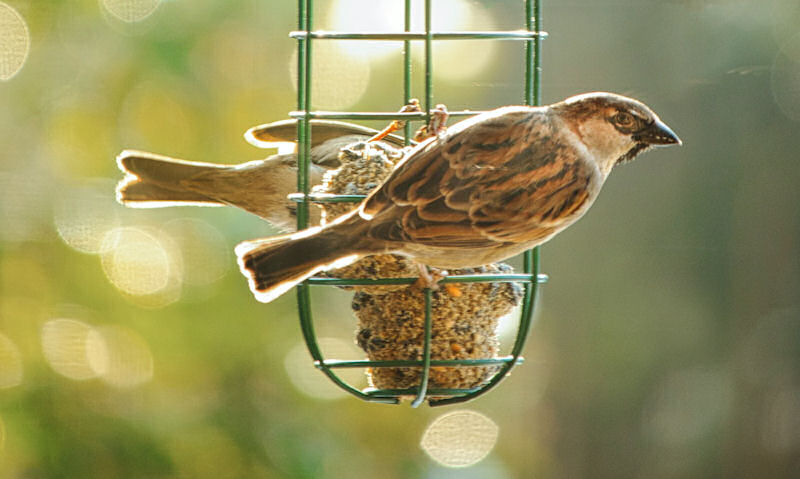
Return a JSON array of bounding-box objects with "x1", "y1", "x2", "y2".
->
[{"x1": 288, "y1": 0, "x2": 548, "y2": 407}]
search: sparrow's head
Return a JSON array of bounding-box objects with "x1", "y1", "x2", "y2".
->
[{"x1": 554, "y1": 92, "x2": 681, "y2": 173}]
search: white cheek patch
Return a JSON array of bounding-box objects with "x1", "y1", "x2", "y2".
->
[{"x1": 578, "y1": 119, "x2": 633, "y2": 159}]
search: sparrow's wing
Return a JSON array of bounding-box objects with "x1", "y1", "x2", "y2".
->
[
  {"x1": 245, "y1": 119, "x2": 408, "y2": 149},
  {"x1": 362, "y1": 107, "x2": 598, "y2": 247},
  {"x1": 308, "y1": 135, "x2": 385, "y2": 168}
]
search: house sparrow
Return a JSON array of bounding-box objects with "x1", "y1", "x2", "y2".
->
[
  {"x1": 237, "y1": 92, "x2": 681, "y2": 303},
  {"x1": 115, "y1": 119, "x2": 406, "y2": 230}
]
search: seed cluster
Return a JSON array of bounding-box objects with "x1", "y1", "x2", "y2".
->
[
  {"x1": 314, "y1": 140, "x2": 416, "y2": 294},
  {"x1": 352, "y1": 263, "x2": 522, "y2": 391},
  {"x1": 313, "y1": 140, "x2": 403, "y2": 222}
]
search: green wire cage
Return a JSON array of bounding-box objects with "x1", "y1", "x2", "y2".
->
[{"x1": 288, "y1": 0, "x2": 548, "y2": 407}]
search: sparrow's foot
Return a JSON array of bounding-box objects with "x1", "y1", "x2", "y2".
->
[
  {"x1": 414, "y1": 264, "x2": 448, "y2": 291},
  {"x1": 413, "y1": 104, "x2": 450, "y2": 142},
  {"x1": 368, "y1": 99, "x2": 422, "y2": 143}
]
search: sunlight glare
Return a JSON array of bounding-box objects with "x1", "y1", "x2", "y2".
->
[
  {"x1": 327, "y1": 0, "x2": 404, "y2": 60},
  {"x1": 326, "y1": 0, "x2": 497, "y2": 82},
  {"x1": 426, "y1": 0, "x2": 497, "y2": 82}
]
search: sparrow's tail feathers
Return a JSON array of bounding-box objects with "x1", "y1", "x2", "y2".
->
[
  {"x1": 236, "y1": 224, "x2": 370, "y2": 303},
  {"x1": 115, "y1": 150, "x2": 224, "y2": 206},
  {"x1": 116, "y1": 180, "x2": 218, "y2": 206}
]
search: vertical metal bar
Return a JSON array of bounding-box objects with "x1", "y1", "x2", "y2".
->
[
  {"x1": 411, "y1": 288, "x2": 434, "y2": 408},
  {"x1": 297, "y1": 0, "x2": 306, "y2": 112},
  {"x1": 403, "y1": 0, "x2": 412, "y2": 145},
  {"x1": 516, "y1": 0, "x2": 542, "y2": 357},
  {"x1": 295, "y1": 0, "x2": 324, "y2": 371},
  {"x1": 533, "y1": 0, "x2": 543, "y2": 106},
  {"x1": 296, "y1": 0, "x2": 313, "y2": 231},
  {"x1": 524, "y1": 0, "x2": 534, "y2": 106},
  {"x1": 514, "y1": 249, "x2": 539, "y2": 356},
  {"x1": 295, "y1": 1, "x2": 395, "y2": 404},
  {"x1": 296, "y1": 0, "x2": 321, "y2": 362},
  {"x1": 424, "y1": 0, "x2": 433, "y2": 115},
  {"x1": 410, "y1": 0, "x2": 436, "y2": 409}
]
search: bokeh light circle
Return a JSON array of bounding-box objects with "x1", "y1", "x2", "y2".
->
[
  {"x1": 428, "y1": 0, "x2": 497, "y2": 82},
  {"x1": 54, "y1": 182, "x2": 121, "y2": 254},
  {"x1": 0, "y1": 2, "x2": 29, "y2": 81},
  {"x1": 41, "y1": 319, "x2": 98, "y2": 380},
  {"x1": 163, "y1": 218, "x2": 229, "y2": 287},
  {"x1": 420, "y1": 410, "x2": 499, "y2": 468},
  {"x1": 101, "y1": 0, "x2": 160, "y2": 23},
  {"x1": 327, "y1": 0, "x2": 404, "y2": 60},
  {"x1": 642, "y1": 367, "x2": 733, "y2": 446},
  {"x1": 289, "y1": 41, "x2": 372, "y2": 110},
  {"x1": 0, "y1": 333, "x2": 23, "y2": 389},
  {"x1": 41, "y1": 319, "x2": 154, "y2": 388},
  {"x1": 117, "y1": 78, "x2": 200, "y2": 155},
  {"x1": 0, "y1": 169, "x2": 52, "y2": 243},
  {"x1": 100, "y1": 227, "x2": 174, "y2": 296},
  {"x1": 760, "y1": 385, "x2": 800, "y2": 454},
  {"x1": 87, "y1": 325, "x2": 154, "y2": 388},
  {"x1": 771, "y1": 31, "x2": 800, "y2": 121}
]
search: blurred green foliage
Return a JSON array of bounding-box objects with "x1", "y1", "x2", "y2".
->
[{"x1": 1, "y1": 0, "x2": 800, "y2": 477}]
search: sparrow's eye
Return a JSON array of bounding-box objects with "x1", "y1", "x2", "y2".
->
[{"x1": 612, "y1": 111, "x2": 636, "y2": 128}]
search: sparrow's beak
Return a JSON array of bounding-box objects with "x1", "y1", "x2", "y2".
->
[{"x1": 634, "y1": 120, "x2": 682, "y2": 146}]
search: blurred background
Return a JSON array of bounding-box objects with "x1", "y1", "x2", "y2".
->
[{"x1": 1, "y1": 0, "x2": 799, "y2": 477}]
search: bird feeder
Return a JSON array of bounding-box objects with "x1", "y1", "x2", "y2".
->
[{"x1": 288, "y1": 0, "x2": 548, "y2": 407}]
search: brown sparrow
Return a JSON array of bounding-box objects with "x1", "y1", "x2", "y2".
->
[
  {"x1": 115, "y1": 119, "x2": 406, "y2": 230},
  {"x1": 237, "y1": 92, "x2": 681, "y2": 303}
]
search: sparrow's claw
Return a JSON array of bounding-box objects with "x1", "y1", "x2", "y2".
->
[
  {"x1": 415, "y1": 264, "x2": 448, "y2": 291},
  {"x1": 413, "y1": 104, "x2": 450, "y2": 142}
]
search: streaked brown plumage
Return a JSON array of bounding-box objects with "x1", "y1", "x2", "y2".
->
[
  {"x1": 115, "y1": 119, "x2": 406, "y2": 230},
  {"x1": 237, "y1": 92, "x2": 681, "y2": 303}
]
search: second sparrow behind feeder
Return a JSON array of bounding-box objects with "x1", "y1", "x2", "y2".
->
[{"x1": 115, "y1": 119, "x2": 406, "y2": 231}]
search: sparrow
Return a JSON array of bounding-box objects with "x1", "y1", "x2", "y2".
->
[
  {"x1": 115, "y1": 119, "x2": 407, "y2": 230},
  {"x1": 236, "y1": 92, "x2": 682, "y2": 303}
]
